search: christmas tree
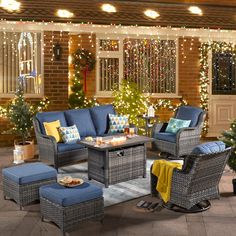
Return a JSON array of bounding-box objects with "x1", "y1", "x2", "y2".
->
[
  {"x1": 113, "y1": 79, "x2": 150, "y2": 126},
  {"x1": 0, "y1": 76, "x2": 49, "y2": 145},
  {"x1": 68, "y1": 70, "x2": 85, "y2": 108},
  {"x1": 221, "y1": 119, "x2": 236, "y2": 172},
  {"x1": 68, "y1": 49, "x2": 97, "y2": 109},
  {"x1": 7, "y1": 78, "x2": 32, "y2": 145}
]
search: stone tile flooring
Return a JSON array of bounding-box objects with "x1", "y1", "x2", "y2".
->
[{"x1": 0, "y1": 147, "x2": 236, "y2": 236}]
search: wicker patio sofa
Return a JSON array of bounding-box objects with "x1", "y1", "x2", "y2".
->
[{"x1": 33, "y1": 104, "x2": 118, "y2": 170}]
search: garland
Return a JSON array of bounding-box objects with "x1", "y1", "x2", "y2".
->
[
  {"x1": 72, "y1": 48, "x2": 96, "y2": 71},
  {"x1": 68, "y1": 48, "x2": 98, "y2": 109},
  {"x1": 154, "y1": 98, "x2": 188, "y2": 112},
  {"x1": 199, "y1": 41, "x2": 236, "y2": 135}
]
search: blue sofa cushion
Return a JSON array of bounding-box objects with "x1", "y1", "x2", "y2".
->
[
  {"x1": 57, "y1": 143, "x2": 85, "y2": 153},
  {"x1": 64, "y1": 109, "x2": 96, "y2": 138},
  {"x1": 191, "y1": 141, "x2": 226, "y2": 155},
  {"x1": 154, "y1": 132, "x2": 176, "y2": 143},
  {"x1": 36, "y1": 111, "x2": 67, "y2": 135},
  {"x1": 89, "y1": 105, "x2": 115, "y2": 135},
  {"x1": 175, "y1": 106, "x2": 203, "y2": 127},
  {"x1": 2, "y1": 163, "x2": 57, "y2": 185},
  {"x1": 39, "y1": 182, "x2": 103, "y2": 207}
]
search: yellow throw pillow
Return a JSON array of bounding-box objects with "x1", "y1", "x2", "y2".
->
[{"x1": 43, "y1": 120, "x2": 61, "y2": 143}]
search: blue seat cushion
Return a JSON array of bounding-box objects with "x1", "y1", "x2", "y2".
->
[
  {"x1": 154, "y1": 132, "x2": 176, "y2": 143},
  {"x1": 36, "y1": 111, "x2": 67, "y2": 135},
  {"x1": 175, "y1": 106, "x2": 203, "y2": 127},
  {"x1": 39, "y1": 182, "x2": 103, "y2": 207},
  {"x1": 2, "y1": 163, "x2": 57, "y2": 184},
  {"x1": 191, "y1": 141, "x2": 226, "y2": 155},
  {"x1": 64, "y1": 109, "x2": 96, "y2": 138},
  {"x1": 89, "y1": 105, "x2": 115, "y2": 136},
  {"x1": 57, "y1": 143, "x2": 85, "y2": 153}
]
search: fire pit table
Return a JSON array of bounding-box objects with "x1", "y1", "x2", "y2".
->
[{"x1": 79, "y1": 135, "x2": 153, "y2": 188}]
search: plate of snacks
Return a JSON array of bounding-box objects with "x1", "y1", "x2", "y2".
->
[{"x1": 58, "y1": 176, "x2": 84, "y2": 187}]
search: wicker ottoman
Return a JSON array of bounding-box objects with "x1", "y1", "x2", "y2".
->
[
  {"x1": 39, "y1": 182, "x2": 104, "y2": 235},
  {"x1": 2, "y1": 163, "x2": 57, "y2": 210}
]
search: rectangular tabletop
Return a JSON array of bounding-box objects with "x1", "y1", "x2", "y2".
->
[{"x1": 79, "y1": 135, "x2": 154, "y2": 151}]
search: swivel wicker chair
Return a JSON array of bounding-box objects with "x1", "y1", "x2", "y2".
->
[
  {"x1": 150, "y1": 141, "x2": 231, "y2": 213},
  {"x1": 152, "y1": 106, "x2": 206, "y2": 158}
]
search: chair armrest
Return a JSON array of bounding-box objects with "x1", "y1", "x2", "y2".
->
[
  {"x1": 176, "y1": 126, "x2": 200, "y2": 140},
  {"x1": 152, "y1": 123, "x2": 168, "y2": 137}
]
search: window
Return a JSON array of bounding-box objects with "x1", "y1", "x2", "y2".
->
[
  {"x1": 124, "y1": 39, "x2": 176, "y2": 94},
  {"x1": 96, "y1": 37, "x2": 122, "y2": 95},
  {"x1": 96, "y1": 35, "x2": 178, "y2": 96},
  {"x1": 0, "y1": 31, "x2": 42, "y2": 97},
  {"x1": 212, "y1": 51, "x2": 236, "y2": 95}
]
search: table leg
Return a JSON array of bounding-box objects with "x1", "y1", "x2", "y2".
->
[
  {"x1": 145, "y1": 119, "x2": 148, "y2": 136},
  {"x1": 143, "y1": 144, "x2": 147, "y2": 178},
  {"x1": 104, "y1": 150, "x2": 109, "y2": 188},
  {"x1": 87, "y1": 150, "x2": 92, "y2": 180}
]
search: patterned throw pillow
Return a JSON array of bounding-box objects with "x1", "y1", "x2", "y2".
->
[
  {"x1": 108, "y1": 114, "x2": 129, "y2": 134},
  {"x1": 166, "y1": 118, "x2": 191, "y2": 134},
  {"x1": 58, "y1": 125, "x2": 81, "y2": 144}
]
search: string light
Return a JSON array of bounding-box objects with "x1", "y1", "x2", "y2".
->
[{"x1": 199, "y1": 41, "x2": 236, "y2": 135}]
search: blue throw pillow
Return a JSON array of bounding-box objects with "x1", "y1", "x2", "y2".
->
[
  {"x1": 109, "y1": 114, "x2": 129, "y2": 134},
  {"x1": 192, "y1": 141, "x2": 226, "y2": 155},
  {"x1": 166, "y1": 118, "x2": 191, "y2": 134},
  {"x1": 58, "y1": 125, "x2": 81, "y2": 144}
]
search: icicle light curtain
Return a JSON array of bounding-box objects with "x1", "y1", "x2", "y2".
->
[
  {"x1": 0, "y1": 32, "x2": 42, "y2": 95},
  {"x1": 124, "y1": 39, "x2": 176, "y2": 94},
  {"x1": 97, "y1": 38, "x2": 177, "y2": 94}
]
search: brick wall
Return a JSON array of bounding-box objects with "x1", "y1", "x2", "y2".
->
[
  {"x1": 44, "y1": 31, "x2": 69, "y2": 111},
  {"x1": 69, "y1": 35, "x2": 201, "y2": 122},
  {"x1": 0, "y1": 31, "x2": 69, "y2": 147},
  {"x1": 0, "y1": 32, "x2": 202, "y2": 146}
]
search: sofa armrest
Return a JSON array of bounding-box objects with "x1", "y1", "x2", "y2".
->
[{"x1": 33, "y1": 117, "x2": 58, "y2": 167}]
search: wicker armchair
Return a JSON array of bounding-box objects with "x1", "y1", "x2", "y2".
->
[
  {"x1": 33, "y1": 118, "x2": 88, "y2": 170},
  {"x1": 151, "y1": 143, "x2": 231, "y2": 212},
  {"x1": 152, "y1": 106, "x2": 206, "y2": 158}
]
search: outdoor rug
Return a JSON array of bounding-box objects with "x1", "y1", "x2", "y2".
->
[{"x1": 59, "y1": 159, "x2": 153, "y2": 207}]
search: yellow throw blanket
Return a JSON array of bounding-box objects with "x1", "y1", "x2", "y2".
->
[{"x1": 152, "y1": 160, "x2": 182, "y2": 203}]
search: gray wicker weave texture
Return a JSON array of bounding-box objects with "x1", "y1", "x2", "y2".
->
[
  {"x1": 3, "y1": 176, "x2": 57, "y2": 209},
  {"x1": 40, "y1": 197, "x2": 104, "y2": 234},
  {"x1": 88, "y1": 145, "x2": 146, "y2": 186},
  {"x1": 150, "y1": 148, "x2": 231, "y2": 209}
]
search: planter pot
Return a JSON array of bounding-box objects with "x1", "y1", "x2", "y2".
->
[
  {"x1": 14, "y1": 140, "x2": 35, "y2": 160},
  {"x1": 232, "y1": 179, "x2": 236, "y2": 195}
]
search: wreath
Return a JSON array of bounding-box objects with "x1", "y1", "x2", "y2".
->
[{"x1": 72, "y1": 48, "x2": 96, "y2": 71}]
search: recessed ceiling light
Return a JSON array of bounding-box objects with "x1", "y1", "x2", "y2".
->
[
  {"x1": 144, "y1": 9, "x2": 160, "y2": 19},
  {"x1": 101, "y1": 3, "x2": 116, "y2": 13},
  {"x1": 188, "y1": 6, "x2": 202, "y2": 15},
  {"x1": 0, "y1": 0, "x2": 20, "y2": 11},
  {"x1": 56, "y1": 9, "x2": 74, "y2": 18}
]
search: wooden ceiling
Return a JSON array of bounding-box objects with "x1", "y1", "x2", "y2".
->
[{"x1": 0, "y1": 0, "x2": 236, "y2": 29}]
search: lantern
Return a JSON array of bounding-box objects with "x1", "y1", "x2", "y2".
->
[
  {"x1": 13, "y1": 149, "x2": 24, "y2": 164},
  {"x1": 53, "y1": 43, "x2": 62, "y2": 60}
]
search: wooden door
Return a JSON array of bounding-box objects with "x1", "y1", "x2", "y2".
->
[{"x1": 208, "y1": 52, "x2": 236, "y2": 137}]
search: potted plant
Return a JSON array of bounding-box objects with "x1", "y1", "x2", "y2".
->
[
  {"x1": 221, "y1": 119, "x2": 236, "y2": 194},
  {"x1": 0, "y1": 76, "x2": 49, "y2": 160}
]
